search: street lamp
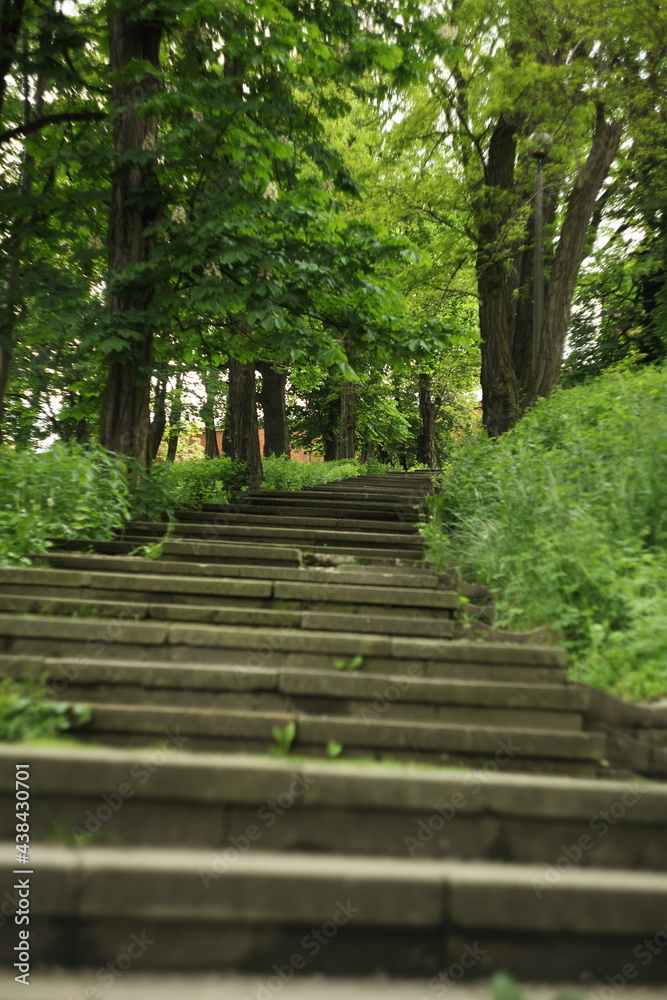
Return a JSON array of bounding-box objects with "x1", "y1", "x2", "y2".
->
[{"x1": 529, "y1": 131, "x2": 553, "y2": 377}]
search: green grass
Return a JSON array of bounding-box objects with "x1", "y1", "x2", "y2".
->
[{"x1": 423, "y1": 364, "x2": 667, "y2": 702}]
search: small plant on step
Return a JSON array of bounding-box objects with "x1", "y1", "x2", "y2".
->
[
  {"x1": 326, "y1": 740, "x2": 343, "y2": 758},
  {"x1": 333, "y1": 655, "x2": 364, "y2": 671},
  {"x1": 270, "y1": 721, "x2": 297, "y2": 756},
  {"x1": 129, "y1": 521, "x2": 175, "y2": 560},
  {"x1": 491, "y1": 972, "x2": 584, "y2": 1000}
]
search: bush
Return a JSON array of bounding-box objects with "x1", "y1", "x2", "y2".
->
[
  {"x1": 0, "y1": 443, "x2": 131, "y2": 563},
  {"x1": 0, "y1": 673, "x2": 90, "y2": 742},
  {"x1": 424, "y1": 365, "x2": 667, "y2": 701},
  {"x1": 130, "y1": 456, "x2": 246, "y2": 520}
]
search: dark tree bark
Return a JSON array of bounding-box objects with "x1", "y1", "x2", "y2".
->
[
  {"x1": 478, "y1": 106, "x2": 621, "y2": 436},
  {"x1": 256, "y1": 361, "x2": 290, "y2": 457},
  {"x1": 417, "y1": 373, "x2": 439, "y2": 469},
  {"x1": 0, "y1": 28, "x2": 43, "y2": 443},
  {"x1": 99, "y1": 10, "x2": 163, "y2": 462},
  {"x1": 201, "y1": 372, "x2": 220, "y2": 459},
  {"x1": 227, "y1": 356, "x2": 262, "y2": 488},
  {"x1": 338, "y1": 380, "x2": 356, "y2": 459},
  {"x1": 149, "y1": 379, "x2": 167, "y2": 461},
  {"x1": 166, "y1": 373, "x2": 182, "y2": 462},
  {"x1": 0, "y1": 0, "x2": 25, "y2": 117}
]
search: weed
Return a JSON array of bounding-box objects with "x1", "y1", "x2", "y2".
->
[
  {"x1": 333, "y1": 655, "x2": 364, "y2": 671},
  {"x1": 270, "y1": 721, "x2": 297, "y2": 756},
  {"x1": 326, "y1": 740, "x2": 343, "y2": 758},
  {"x1": 491, "y1": 972, "x2": 583, "y2": 1000}
]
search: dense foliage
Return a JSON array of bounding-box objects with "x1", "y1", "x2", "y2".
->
[
  {"x1": 0, "y1": 445, "x2": 399, "y2": 560},
  {"x1": 424, "y1": 364, "x2": 667, "y2": 701}
]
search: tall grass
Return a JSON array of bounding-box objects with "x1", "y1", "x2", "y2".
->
[{"x1": 423, "y1": 365, "x2": 667, "y2": 701}]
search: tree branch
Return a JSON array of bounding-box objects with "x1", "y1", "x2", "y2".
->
[{"x1": 0, "y1": 110, "x2": 106, "y2": 144}]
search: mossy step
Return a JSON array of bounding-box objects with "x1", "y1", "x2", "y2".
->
[
  {"x1": 2, "y1": 844, "x2": 665, "y2": 980},
  {"x1": 203, "y1": 499, "x2": 421, "y2": 521},
  {"x1": 48, "y1": 537, "x2": 303, "y2": 566}
]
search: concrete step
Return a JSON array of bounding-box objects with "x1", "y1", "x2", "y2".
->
[
  {"x1": 36, "y1": 552, "x2": 446, "y2": 591},
  {"x1": 0, "y1": 614, "x2": 567, "y2": 683},
  {"x1": 11, "y1": 973, "x2": 664, "y2": 1000},
  {"x1": 0, "y1": 565, "x2": 457, "y2": 614},
  {"x1": 49, "y1": 537, "x2": 303, "y2": 567},
  {"x1": 0, "y1": 594, "x2": 456, "y2": 638},
  {"x1": 0, "y1": 747, "x2": 655, "y2": 865},
  {"x1": 0, "y1": 656, "x2": 584, "y2": 729},
  {"x1": 120, "y1": 521, "x2": 425, "y2": 552},
  {"x1": 2, "y1": 843, "x2": 666, "y2": 981},
  {"x1": 173, "y1": 511, "x2": 421, "y2": 534},
  {"x1": 204, "y1": 499, "x2": 421, "y2": 521},
  {"x1": 65, "y1": 700, "x2": 606, "y2": 770}
]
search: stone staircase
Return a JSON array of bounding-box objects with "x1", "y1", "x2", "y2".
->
[{"x1": 1, "y1": 471, "x2": 667, "y2": 985}]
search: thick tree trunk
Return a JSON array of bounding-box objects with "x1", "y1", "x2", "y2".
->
[
  {"x1": 166, "y1": 374, "x2": 182, "y2": 462},
  {"x1": 417, "y1": 373, "x2": 438, "y2": 469},
  {"x1": 149, "y1": 379, "x2": 167, "y2": 460},
  {"x1": 227, "y1": 357, "x2": 262, "y2": 488},
  {"x1": 338, "y1": 380, "x2": 356, "y2": 459},
  {"x1": 256, "y1": 361, "x2": 290, "y2": 457},
  {"x1": 0, "y1": 30, "x2": 43, "y2": 443},
  {"x1": 478, "y1": 108, "x2": 621, "y2": 435},
  {"x1": 99, "y1": 11, "x2": 162, "y2": 462}
]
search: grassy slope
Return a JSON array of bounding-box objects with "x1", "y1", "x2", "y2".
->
[{"x1": 423, "y1": 365, "x2": 667, "y2": 701}]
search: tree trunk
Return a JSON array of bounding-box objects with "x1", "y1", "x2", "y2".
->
[
  {"x1": 0, "y1": 0, "x2": 25, "y2": 117},
  {"x1": 201, "y1": 372, "x2": 220, "y2": 459},
  {"x1": 417, "y1": 373, "x2": 438, "y2": 469},
  {"x1": 99, "y1": 11, "x2": 162, "y2": 463},
  {"x1": 478, "y1": 107, "x2": 621, "y2": 435},
  {"x1": 149, "y1": 379, "x2": 167, "y2": 460},
  {"x1": 166, "y1": 373, "x2": 182, "y2": 461},
  {"x1": 227, "y1": 356, "x2": 262, "y2": 488},
  {"x1": 256, "y1": 361, "x2": 290, "y2": 457},
  {"x1": 0, "y1": 29, "x2": 43, "y2": 443},
  {"x1": 338, "y1": 380, "x2": 356, "y2": 459}
]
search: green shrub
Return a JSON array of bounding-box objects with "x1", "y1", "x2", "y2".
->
[
  {"x1": 424, "y1": 365, "x2": 667, "y2": 701},
  {"x1": 0, "y1": 443, "x2": 131, "y2": 563},
  {"x1": 130, "y1": 456, "x2": 246, "y2": 520},
  {"x1": 0, "y1": 673, "x2": 91, "y2": 742}
]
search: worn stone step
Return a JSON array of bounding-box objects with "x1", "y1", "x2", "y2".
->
[
  {"x1": 204, "y1": 499, "x2": 421, "y2": 521},
  {"x1": 121, "y1": 521, "x2": 425, "y2": 550},
  {"x1": 0, "y1": 614, "x2": 567, "y2": 683},
  {"x1": 0, "y1": 746, "x2": 657, "y2": 867},
  {"x1": 67, "y1": 700, "x2": 605, "y2": 769},
  {"x1": 49, "y1": 537, "x2": 303, "y2": 566},
  {"x1": 37, "y1": 552, "x2": 445, "y2": 591},
  {"x1": 2, "y1": 843, "x2": 666, "y2": 981},
  {"x1": 173, "y1": 511, "x2": 421, "y2": 534},
  {"x1": 0, "y1": 594, "x2": 455, "y2": 638},
  {"x1": 0, "y1": 565, "x2": 457, "y2": 614}
]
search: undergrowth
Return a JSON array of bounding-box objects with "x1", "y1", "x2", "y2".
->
[
  {"x1": 423, "y1": 364, "x2": 667, "y2": 701},
  {"x1": 0, "y1": 446, "x2": 396, "y2": 561},
  {"x1": 0, "y1": 673, "x2": 91, "y2": 742}
]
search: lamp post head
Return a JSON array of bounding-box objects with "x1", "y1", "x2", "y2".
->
[{"x1": 528, "y1": 131, "x2": 553, "y2": 160}]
